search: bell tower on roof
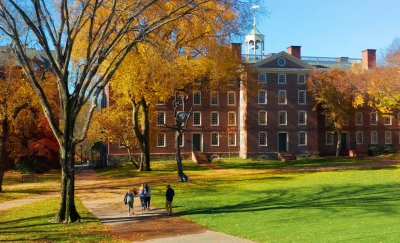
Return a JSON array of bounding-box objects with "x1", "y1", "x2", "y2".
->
[{"x1": 245, "y1": 5, "x2": 264, "y2": 57}]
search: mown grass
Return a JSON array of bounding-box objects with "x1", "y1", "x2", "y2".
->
[
  {"x1": 0, "y1": 170, "x2": 60, "y2": 203},
  {"x1": 100, "y1": 156, "x2": 400, "y2": 243},
  {"x1": 0, "y1": 198, "x2": 117, "y2": 242}
]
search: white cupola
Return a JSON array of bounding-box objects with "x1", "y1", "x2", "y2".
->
[{"x1": 245, "y1": 7, "x2": 265, "y2": 57}]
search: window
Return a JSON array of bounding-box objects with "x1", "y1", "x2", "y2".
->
[
  {"x1": 258, "y1": 90, "x2": 267, "y2": 104},
  {"x1": 258, "y1": 73, "x2": 267, "y2": 84},
  {"x1": 298, "y1": 111, "x2": 307, "y2": 125},
  {"x1": 210, "y1": 112, "x2": 219, "y2": 126},
  {"x1": 298, "y1": 132, "x2": 307, "y2": 146},
  {"x1": 298, "y1": 90, "x2": 306, "y2": 105},
  {"x1": 278, "y1": 74, "x2": 286, "y2": 84},
  {"x1": 157, "y1": 133, "x2": 166, "y2": 147},
  {"x1": 156, "y1": 100, "x2": 165, "y2": 105},
  {"x1": 118, "y1": 139, "x2": 125, "y2": 148},
  {"x1": 384, "y1": 115, "x2": 392, "y2": 125},
  {"x1": 210, "y1": 91, "x2": 219, "y2": 105},
  {"x1": 355, "y1": 112, "x2": 363, "y2": 126},
  {"x1": 326, "y1": 132, "x2": 334, "y2": 145},
  {"x1": 279, "y1": 111, "x2": 287, "y2": 125},
  {"x1": 371, "y1": 131, "x2": 378, "y2": 144},
  {"x1": 278, "y1": 90, "x2": 287, "y2": 104},
  {"x1": 385, "y1": 131, "x2": 392, "y2": 144},
  {"x1": 370, "y1": 112, "x2": 378, "y2": 125},
  {"x1": 193, "y1": 91, "x2": 201, "y2": 105},
  {"x1": 298, "y1": 74, "x2": 306, "y2": 84},
  {"x1": 157, "y1": 112, "x2": 165, "y2": 125},
  {"x1": 398, "y1": 113, "x2": 400, "y2": 125},
  {"x1": 325, "y1": 114, "x2": 333, "y2": 126},
  {"x1": 356, "y1": 131, "x2": 363, "y2": 144},
  {"x1": 343, "y1": 119, "x2": 349, "y2": 126},
  {"x1": 258, "y1": 111, "x2": 267, "y2": 125},
  {"x1": 259, "y1": 132, "x2": 267, "y2": 146},
  {"x1": 178, "y1": 134, "x2": 184, "y2": 147},
  {"x1": 193, "y1": 111, "x2": 201, "y2": 126},
  {"x1": 211, "y1": 132, "x2": 219, "y2": 146},
  {"x1": 228, "y1": 132, "x2": 236, "y2": 146},
  {"x1": 228, "y1": 111, "x2": 236, "y2": 126},
  {"x1": 227, "y1": 91, "x2": 236, "y2": 106}
]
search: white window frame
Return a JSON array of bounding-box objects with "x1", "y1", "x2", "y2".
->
[
  {"x1": 178, "y1": 134, "x2": 184, "y2": 147},
  {"x1": 258, "y1": 89, "x2": 267, "y2": 104},
  {"x1": 228, "y1": 111, "x2": 236, "y2": 126},
  {"x1": 210, "y1": 111, "x2": 219, "y2": 126},
  {"x1": 157, "y1": 133, "x2": 166, "y2": 147},
  {"x1": 298, "y1": 111, "x2": 307, "y2": 125},
  {"x1": 258, "y1": 73, "x2": 267, "y2": 84},
  {"x1": 298, "y1": 90, "x2": 306, "y2": 105},
  {"x1": 193, "y1": 91, "x2": 201, "y2": 105},
  {"x1": 118, "y1": 139, "x2": 126, "y2": 148},
  {"x1": 278, "y1": 74, "x2": 286, "y2": 84},
  {"x1": 279, "y1": 111, "x2": 287, "y2": 125},
  {"x1": 227, "y1": 91, "x2": 236, "y2": 106},
  {"x1": 210, "y1": 132, "x2": 219, "y2": 146},
  {"x1": 193, "y1": 111, "x2": 202, "y2": 126},
  {"x1": 258, "y1": 111, "x2": 267, "y2": 125},
  {"x1": 384, "y1": 115, "x2": 392, "y2": 126},
  {"x1": 355, "y1": 112, "x2": 363, "y2": 126},
  {"x1": 370, "y1": 112, "x2": 378, "y2": 125},
  {"x1": 298, "y1": 131, "x2": 307, "y2": 146},
  {"x1": 278, "y1": 90, "x2": 287, "y2": 105},
  {"x1": 228, "y1": 132, "x2": 237, "y2": 146},
  {"x1": 371, "y1": 131, "x2": 378, "y2": 144},
  {"x1": 210, "y1": 91, "x2": 219, "y2": 105},
  {"x1": 385, "y1": 131, "x2": 392, "y2": 144},
  {"x1": 298, "y1": 74, "x2": 306, "y2": 84},
  {"x1": 326, "y1": 131, "x2": 334, "y2": 145},
  {"x1": 259, "y1": 132, "x2": 268, "y2": 146},
  {"x1": 356, "y1": 131, "x2": 363, "y2": 144},
  {"x1": 157, "y1": 112, "x2": 166, "y2": 125}
]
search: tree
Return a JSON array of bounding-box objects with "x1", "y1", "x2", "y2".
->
[
  {"x1": 0, "y1": 0, "x2": 248, "y2": 223},
  {"x1": 308, "y1": 69, "x2": 361, "y2": 156}
]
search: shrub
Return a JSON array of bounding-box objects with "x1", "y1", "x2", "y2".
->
[{"x1": 16, "y1": 156, "x2": 49, "y2": 174}]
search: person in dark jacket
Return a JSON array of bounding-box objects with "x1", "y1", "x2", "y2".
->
[{"x1": 165, "y1": 185, "x2": 175, "y2": 216}]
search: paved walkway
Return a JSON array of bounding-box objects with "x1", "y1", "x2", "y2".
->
[
  {"x1": 75, "y1": 167, "x2": 253, "y2": 242},
  {"x1": 0, "y1": 193, "x2": 57, "y2": 211}
]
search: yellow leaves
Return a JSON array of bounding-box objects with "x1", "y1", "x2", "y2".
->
[{"x1": 352, "y1": 95, "x2": 365, "y2": 108}]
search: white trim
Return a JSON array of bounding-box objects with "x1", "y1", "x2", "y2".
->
[
  {"x1": 277, "y1": 132, "x2": 289, "y2": 151},
  {"x1": 326, "y1": 131, "x2": 334, "y2": 145},
  {"x1": 156, "y1": 133, "x2": 166, "y2": 147},
  {"x1": 355, "y1": 112, "x2": 363, "y2": 126},
  {"x1": 258, "y1": 89, "x2": 267, "y2": 104},
  {"x1": 356, "y1": 131, "x2": 363, "y2": 144},
  {"x1": 228, "y1": 111, "x2": 236, "y2": 126},
  {"x1": 192, "y1": 133, "x2": 203, "y2": 151},
  {"x1": 278, "y1": 110, "x2": 287, "y2": 125},
  {"x1": 210, "y1": 132, "x2": 219, "y2": 146},
  {"x1": 157, "y1": 111, "x2": 166, "y2": 125},
  {"x1": 210, "y1": 111, "x2": 219, "y2": 126},
  {"x1": 258, "y1": 73, "x2": 267, "y2": 84},
  {"x1": 210, "y1": 91, "x2": 219, "y2": 106},
  {"x1": 298, "y1": 131, "x2": 307, "y2": 146},
  {"x1": 385, "y1": 131, "x2": 392, "y2": 144},
  {"x1": 278, "y1": 90, "x2": 287, "y2": 105},
  {"x1": 384, "y1": 115, "x2": 392, "y2": 126},
  {"x1": 370, "y1": 112, "x2": 378, "y2": 125},
  {"x1": 258, "y1": 110, "x2": 267, "y2": 125},
  {"x1": 298, "y1": 111, "x2": 307, "y2": 125},
  {"x1": 259, "y1": 131, "x2": 268, "y2": 146},
  {"x1": 371, "y1": 131, "x2": 378, "y2": 144},
  {"x1": 178, "y1": 134, "x2": 185, "y2": 148},
  {"x1": 227, "y1": 91, "x2": 236, "y2": 106},
  {"x1": 298, "y1": 90, "x2": 306, "y2": 105},
  {"x1": 278, "y1": 74, "x2": 287, "y2": 84},
  {"x1": 193, "y1": 91, "x2": 201, "y2": 105},
  {"x1": 193, "y1": 111, "x2": 202, "y2": 126},
  {"x1": 228, "y1": 132, "x2": 237, "y2": 146},
  {"x1": 298, "y1": 74, "x2": 306, "y2": 84}
]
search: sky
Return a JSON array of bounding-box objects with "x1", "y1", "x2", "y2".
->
[{"x1": 242, "y1": 0, "x2": 400, "y2": 59}]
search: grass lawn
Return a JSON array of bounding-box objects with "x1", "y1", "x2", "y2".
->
[
  {"x1": 101, "y1": 157, "x2": 400, "y2": 242},
  {"x1": 0, "y1": 197, "x2": 117, "y2": 242},
  {"x1": 0, "y1": 170, "x2": 60, "y2": 203}
]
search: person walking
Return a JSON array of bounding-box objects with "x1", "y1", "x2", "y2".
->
[
  {"x1": 144, "y1": 183, "x2": 151, "y2": 210},
  {"x1": 139, "y1": 184, "x2": 146, "y2": 210},
  {"x1": 165, "y1": 185, "x2": 175, "y2": 216},
  {"x1": 124, "y1": 189, "x2": 135, "y2": 216}
]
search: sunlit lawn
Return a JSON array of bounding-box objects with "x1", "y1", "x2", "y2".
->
[
  {"x1": 103, "y1": 157, "x2": 400, "y2": 242},
  {"x1": 0, "y1": 198, "x2": 117, "y2": 242},
  {"x1": 0, "y1": 170, "x2": 60, "y2": 203}
]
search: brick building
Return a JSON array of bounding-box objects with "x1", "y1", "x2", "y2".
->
[{"x1": 106, "y1": 21, "x2": 400, "y2": 162}]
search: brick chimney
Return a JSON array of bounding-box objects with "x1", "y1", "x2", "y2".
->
[
  {"x1": 287, "y1": 46, "x2": 301, "y2": 59},
  {"x1": 229, "y1": 43, "x2": 242, "y2": 60},
  {"x1": 362, "y1": 49, "x2": 376, "y2": 70}
]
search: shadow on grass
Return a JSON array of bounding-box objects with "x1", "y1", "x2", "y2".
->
[{"x1": 176, "y1": 183, "x2": 400, "y2": 217}]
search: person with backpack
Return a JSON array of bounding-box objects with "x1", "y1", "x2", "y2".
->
[
  {"x1": 165, "y1": 185, "x2": 175, "y2": 216},
  {"x1": 143, "y1": 183, "x2": 151, "y2": 210},
  {"x1": 139, "y1": 184, "x2": 146, "y2": 210},
  {"x1": 123, "y1": 189, "x2": 136, "y2": 216}
]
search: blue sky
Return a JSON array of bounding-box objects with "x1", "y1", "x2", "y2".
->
[{"x1": 242, "y1": 0, "x2": 400, "y2": 58}]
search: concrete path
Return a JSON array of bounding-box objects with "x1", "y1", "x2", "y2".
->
[{"x1": 75, "y1": 167, "x2": 254, "y2": 242}]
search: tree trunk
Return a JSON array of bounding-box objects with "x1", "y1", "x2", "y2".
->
[
  {"x1": 0, "y1": 117, "x2": 10, "y2": 193},
  {"x1": 131, "y1": 98, "x2": 151, "y2": 172},
  {"x1": 336, "y1": 132, "x2": 342, "y2": 157},
  {"x1": 176, "y1": 131, "x2": 189, "y2": 182},
  {"x1": 51, "y1": 140, "x2": 81, "y2": 223}
]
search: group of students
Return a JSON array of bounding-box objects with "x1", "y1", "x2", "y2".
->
[{"x1": 124, "y1": 183, "x2": 175, "y2": 216}]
